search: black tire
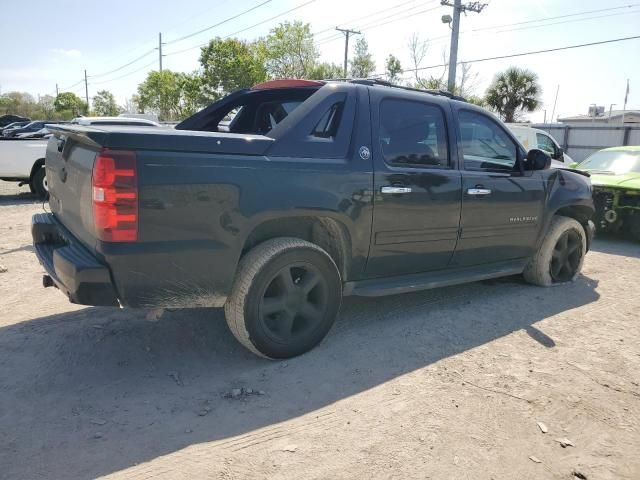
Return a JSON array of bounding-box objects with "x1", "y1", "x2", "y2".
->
[
  {"x1": 629, "y1": 214, "x2": 640, "y2": 242},
  {"x1": 30, "y1": 167, "x2": 48, "y2": 199},
  {"x1": 523, "y1": 216, "x2": 587, "y2": 286},
  {"x1": 224, "y1": 237, "x2": 342, "y2": 359}
]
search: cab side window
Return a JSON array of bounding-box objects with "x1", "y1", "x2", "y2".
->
[
  {"x1": 459, "y1": 110, "x2": 517, "y2": 171},
  {"x1": 536, "y1": 132, "x2": 556, "y2": 155},
  {"x1": 379, "y1": 99, "x2": 449, "y2": 168}
]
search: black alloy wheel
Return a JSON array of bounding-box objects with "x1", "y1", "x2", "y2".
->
[
  {"x1": 259, "y1": 263, "x2": 328, "y2": 344},
  {"x1": 550, "y1": 230, "x2": 583, "y2": 282}
]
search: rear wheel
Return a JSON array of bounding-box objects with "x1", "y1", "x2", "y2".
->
[
  {"x1": 225, "y1": 238, "x2": 342, "y2": 359},
  {"x1": 30, "y1": 167, "x2": 48, "y2": 199},
  {"x1": 523, "y1": 216, "x2": 587, "y2": 286}
]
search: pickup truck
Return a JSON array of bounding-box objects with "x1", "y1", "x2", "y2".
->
[
  {"x1": 32, "y1": 79, "x2": 596, "y2": 359},
  {"x1": 0, "y1": 137, "x2": 49, "y2": 196},
  {"x1": 1, "y1": 117, "x2": 160, "y2": 198}
]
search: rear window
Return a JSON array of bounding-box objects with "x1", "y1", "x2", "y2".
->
[{"x1": 253, "y1": 101, "x2": 303, "y2": 134}]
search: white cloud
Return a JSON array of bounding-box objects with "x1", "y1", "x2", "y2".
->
[{"x1": 51, "y1": 48, "x2": 82, "y2": 58}]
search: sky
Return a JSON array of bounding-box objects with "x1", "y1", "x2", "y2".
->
[{"x1": 1, "y1": 0, "x2": 639, "y2": 122}]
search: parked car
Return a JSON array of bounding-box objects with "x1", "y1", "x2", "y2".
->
[
  {"x1": 15, "y1": 127, "x2": 52, "y2": 139},
  {"x1": 70, "y1": 116, "x2": 160, "y2": 127},
  {"x1": 0, "y1": 120, "x2": 31, "y2": 135},
  {"x1": 33, "y1": 79, "x2": 595, "y2": 359},
  {"x1": 3, "y1": 120, "x2": 56, "y2": 138},
  {"x1": 571, "y1": 146, "x2": 640, "y2": 240},
  {"x1": 0, "y1": 117, "x2": 160, "y2": 198},
  {"x1": 507, "y1": 124, "x2": 574, "y2": 167},
  {"x1": 0, "y1": 114, "x2": 30, "y2": 128}
]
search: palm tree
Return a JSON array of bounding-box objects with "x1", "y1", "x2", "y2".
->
[{"x1": 485, "y1": 67, "x2": 541, "y2": 122}]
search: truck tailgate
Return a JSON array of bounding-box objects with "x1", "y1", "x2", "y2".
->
[{"x1": 45, "y1": 130, "x2": 100, "y2": 251}]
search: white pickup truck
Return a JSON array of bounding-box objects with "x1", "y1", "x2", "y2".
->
[
  {"x1": 0, "y1": 116, "x2": 160, "y2": 197},
  {"x1": 0, "y1": 138, "x2": 50, "y2": 196}
]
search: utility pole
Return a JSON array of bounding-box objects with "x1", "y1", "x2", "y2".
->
[
  {"x1": 441, "y1": 0, "x2": 487, "y2": 93},
  {"x1": 550, "y1": 84, "x2": 560, "y2": 122},
  {"x1": 336, "y1": 27, "x2": 361, "y2": 78},
  {"x1": 84, "y1": 69, "x2": 89, "y2": 112},
  {"x1": 55, "y1": 83, "x2": 59, "y2": 96},
  {"x1": 158, "y1": 32, "x2": 164, "y2": 72}
]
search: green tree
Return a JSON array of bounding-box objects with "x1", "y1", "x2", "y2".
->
[
  {"x1": 37, "y1": 95, "x2": 56, "y2": 118},
  {"x1": 465, "y1": 95, "x2": 486, "y2": 107},
  {"x1": 200, "y1": 38, "x2": 267, "y2": 99},
  {"x1": 308, "y1": 62, "x2": 344, "y2": 80},
  {"x1": 261, "y1": 21, "x2": 318, "y2": 78},
  {"x1": 385, "y1": 54, "x2": 402, "y2": 83},
  {"x1": 485, "y1": 67, "x2": 541, "y2": 122},
  {"x1": 137, "y1": 70, "x2": 207, "y2": 120},
  {"x1": 92, "y1": 90, "x2": 121, "y2": 116},
  {"x1": 54, "y1": 92, "x2": 87, "y2": 116},
  {"x1": 349, "y1": 37, "x2": 375, "y2": 78},
  {"x1": 0, "y1": 92, "x2": 36, "y2": 117}
]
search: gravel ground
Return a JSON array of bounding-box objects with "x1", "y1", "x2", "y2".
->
[{"x1": 1, "y1": 180, "x2": 639, "y2": 480}]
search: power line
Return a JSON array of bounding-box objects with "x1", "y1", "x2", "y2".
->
[
  {"x1": 316, "y1": 3, "x2": 441, "y2": 46},
  {"x1": 388, "y1": 34, "x2": 640, "y2": 75},
  {"x1": 82, "y1": 0, "x2": 273, "y2": 81},
  {"x1": 58, "y1": 79, "x2": 85, "y2": 91},
  {"x1": 164, "y1": 0, "x2": 273, "y2": 45},
  {"x1": 164, "y1": 0, "x2": 319, "y2": 57},
  {"x1": 313, "y1": 0, "x2": 431, "y2": 37},
  {"x1": 88, "y1": 49, "x2": 156, "y2": 78},
  {"x1": 474, "y1": 2, "x2": 639, "y2": 32},
  {"x1": 428, "y1": 3, "x2": 640, "y2": 42},
  {"x1": 90, "y1": 59, "x2": 158, "y2": 85}
]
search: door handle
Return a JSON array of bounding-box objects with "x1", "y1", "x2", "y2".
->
[
  {"x1": 381, "y1": 186, "x2": 412, "y2": 194},
  {"x1": 467, "y1": 187, "x2": 492, "y2": 196}
]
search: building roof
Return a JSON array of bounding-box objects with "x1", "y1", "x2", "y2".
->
[{"x1": 558, "y1": 109, "x2": 640, "y2": 122}]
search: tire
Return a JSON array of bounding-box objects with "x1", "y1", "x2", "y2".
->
[
  {"x1": 523, "y1": 216, "x2": 587, "y2": 287},
  {"x1": 31, "y1": 167, "x2": 48, "y2": 199},
  {"x1": 224, "y1": 237, "x2": 342, "y2": 359},
  {"x1": 629, "y1": 214, "x2": 640, "y2": 242}
]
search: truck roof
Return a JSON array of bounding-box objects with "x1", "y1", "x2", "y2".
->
[{"x1": 251, "y1": 78, "x2": 467, "y2": 102}]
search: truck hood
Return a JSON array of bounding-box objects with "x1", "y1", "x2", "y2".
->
[{"x1": 590, "y1": 172, "x2": 640, "y2": 190}]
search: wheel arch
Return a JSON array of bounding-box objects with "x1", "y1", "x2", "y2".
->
[
  {"x1": 544, "y1": 204, "x2": 595, "y2": 251},
  {"x1": 241, "y1": 215, "x2": 353, "y2": 281}
]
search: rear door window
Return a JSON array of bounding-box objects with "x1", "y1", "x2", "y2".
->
[{"x1": 379, "y1": 99, "x2": 449, "y2": 168}]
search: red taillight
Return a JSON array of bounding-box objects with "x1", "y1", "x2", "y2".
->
[{"x1": 92, "y1": 148, "x2": 138, "y2": 242}]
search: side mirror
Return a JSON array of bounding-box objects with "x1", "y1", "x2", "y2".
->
[
  {"x1": 526, "y1": 149, "x2": 552, "y2": 170},
  {"x1": 553, "y1": 146, "x2": 564, "y2": 161}
]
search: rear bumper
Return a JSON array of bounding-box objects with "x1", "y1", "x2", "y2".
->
[{"x1": 32, "y1": 213, "x2": 119, "y2": 306}]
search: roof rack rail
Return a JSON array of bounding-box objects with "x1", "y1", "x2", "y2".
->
[{"x1": 342, "y1": 78, "x2": 467, "y2": 102}]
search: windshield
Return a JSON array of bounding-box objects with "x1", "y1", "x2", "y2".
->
[{"x1": 579, "y1": 150, "x2": 640, "y2": 175}]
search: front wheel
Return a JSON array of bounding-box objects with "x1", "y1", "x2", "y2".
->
[
  {"x1": 224, "y1": 238, "x2": 342, "y2": 359},
  {"x1": 523, "y1": 216, "x2": 587, "y2": 286}
]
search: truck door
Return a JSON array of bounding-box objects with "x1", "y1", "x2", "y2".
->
[
  {"x1": 365, "y1": 90, "x2": 462, "y2": 277},
  {"x1": 450, "y1": 107, "x2": 545, "y2": 267}
]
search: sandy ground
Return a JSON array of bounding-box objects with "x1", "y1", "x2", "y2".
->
[{"x1": 0, "y1": 180, "x2": 639, "y2": 480}]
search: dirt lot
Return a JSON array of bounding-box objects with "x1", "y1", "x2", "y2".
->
[{"x1": 0, "y1": 181, "x2": 639, "y2": 480}]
